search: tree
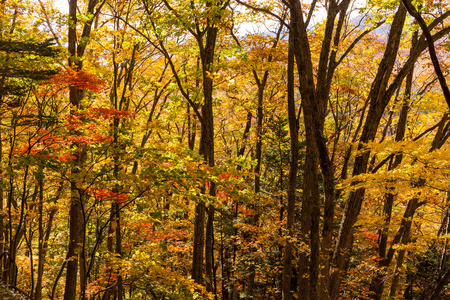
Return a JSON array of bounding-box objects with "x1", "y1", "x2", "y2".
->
[{"x1": 64, "y1": 0, "x2": 105, "y2": 299}]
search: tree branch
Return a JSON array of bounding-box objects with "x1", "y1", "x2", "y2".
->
[
  {"x1": 401, "y1": 0, "x2": 450, "y2": 109},
  {"x1": 235, "y1": 0, "x2": 290, "y2": 29}
]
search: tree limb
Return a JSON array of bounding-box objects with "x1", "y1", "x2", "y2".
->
[{"x1": 401, "y1": 0, "x2": 450, "y2": 109}]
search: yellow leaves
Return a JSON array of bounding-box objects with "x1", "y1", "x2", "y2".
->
[
  {"x1": 339, "y1": 138, "x2": 450, "y2": 199},
  {"x1": 132, "y1": 249, "x2": 152, "y2": 261},
  {"x1": 121, "y1": 246, "x2": 212, "y2": 299},
  {"x1": 354, "y1": 215, "x2": 386, "y2": 230}
]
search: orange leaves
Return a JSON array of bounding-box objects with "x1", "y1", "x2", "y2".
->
[
  {"x1": 237, "y1": 205, "x2": 255, "y2": 217},
  {"x1": 63, "y1": 106, "x2": 135, "y2": 145},
  {"x1": 90, "y1": 188, "x2": 129, "y2": 204},
  {"x1": 66, "y1": 107, "x2": 134, "y2": 130},
  {"x1": 57, "y1": 153, "x2": 77, "y2": 161},
  {"x1": 12, "y1": 146, "x2": 44, "y2": 156},
  {"x1": 358, "y1": 229, "x2": 379, "y2": 242},
  {"x1": 131, "y1": 221, "x2": 191, "y2": 254},
  {"x1": 67, "y1": 133, "x2": 113, "y2": 145},
  {"x1": 48, "y1": 67, "x2": 105, "y2": 92},
  {"x1": 40, "y1": 133, "x2": 65, "y2": 146},
  {"x1": 13, "y1": 145, "x2": 77, "y2": 162},
  {"x1": 218, "y1": 172, "x2": 232, "y2": 179}
]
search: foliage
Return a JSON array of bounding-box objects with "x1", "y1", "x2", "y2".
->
[{"x1": 0, "y1": 0, "x2": 450, "y2": 299}]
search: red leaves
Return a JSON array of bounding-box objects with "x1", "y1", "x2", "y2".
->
[
  {"x1": 48, "y1": 67, "x2": 105, "y2": 92},
  {"x1": 64, "y1": 106, "x2": 135, "y2": 145},
  {"x1": 57, "y1": 153, "x2": 77, "y2": 161},
  {"x1": 216, "y1": 172, "x2": 243, "y2": 201},
  {"x1": 13, "y1": 146, "x2": 43, "y2": 156},
  {"x1": 67, "y1": 133, "x2": 113, "y2": 144},
  {"x1": 12, "y1": 145, "x2": 76, "y2": 162},
  {"x1": 361, "y1": 230, "x2": 378, "y2": 241},
  {"x1": 218, "y1": 173, "x2": 232, "y2": 179},
  {"x1": 90, "y1": 188, "x2": 129, "y2": 204},
  {"x1": 66, "y1": 107, "x2": 134, "y2": 131},
  {"x1": 238, "y1": 206, "x2": 255, "y2": 217}
]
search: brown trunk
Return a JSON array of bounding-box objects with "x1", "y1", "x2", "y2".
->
[
  {"x1": 188, "y1": 103, "x2": 197, "y2": 151},
  {"x1": 298, "y1": 117, "x2": 320, "y2": 300},
  {"x1": 192, "y1": 1, "x2": 223, "y2": 287},
  {"x1": 115, "y1": 202, "x2": 124, "y2": 300},
  {"x1": 329, "y1": 5, "x2": 407, "y2": 298},
  {"x1": 369, "y1": 30, "x2": 417, "y2": 299},
  {"x1": 287, "y1": 0, "x2": 343, "y2": 297},
  {"x1": 282, "y1": 35, "x2": 299, "y2": 300},
  {"x1": 103, "y1": 202, "x2": 115, "y2": 300},
  {"x1": 253, "y1": 71, "x2": 267, "y2": 196},
  {"x1": 205, "y1": 206, "x2": 215, "y2": 293},
  {"x1": 64, "y1": 176, "x2": 83, "y2": 300},
  {"x1": 36, "y1": 176, "x2": 61, "y2": 300},
  {"x1": 0, "y1": 126, "x2": 3, "y2": 284},
  {"x1": 35, "y1": 178, "x2": 44, "y2": 300},
  {"x1": 35, "y1": 177, "x2": 45, "y2": 300},
  {"x1": 63, "y1": 1, "x2": 80, "y2": 298},
  {"x1": 64, "y1": 1, "x2": 102, "y2": 298},
  {"x1": 193, "y1": 199, "x2": 206, "y2": 284},
  {"x1": 9, "y1": 166, "x2": 29, "y2": 288}
]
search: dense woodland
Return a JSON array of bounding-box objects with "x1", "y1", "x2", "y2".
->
[{"x1": 2, "y1": 0, "x2": 450, "y2": 299}]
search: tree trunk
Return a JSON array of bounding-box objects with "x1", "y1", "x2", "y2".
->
[
  {"x1": 64, "y1": 1, "x2": 101, "y2": 298},
  {"x1": 192, "y1": 3, "x2": 221, "y2": 286},
  {"x1": 115, "y1": 202, "x2": 124, "y2": 300},
  {"x1": 205, "y1": 206, "x2": 215, "y2": 293},
  {"x1": 329, "y1": 5, "x2": 407, "y2": 298},
  {"x1": 64, "y1": 174, "x2": 83, "y2": 300},
  {"x1": 64, "y1": 0, "x2": 84, "y2": 294},
  {"x1": 282, "y1": 35, "x2": 299, "y2": 300},
  {"x1": 0, "y1": 127, "x2": 3, "y2": 285},
  {"x1": 192, "y1": 200, "x2": 206, "y2": 284},
  {"x1": 369, "y1": 30, "x2": 417, "y2": 299}
]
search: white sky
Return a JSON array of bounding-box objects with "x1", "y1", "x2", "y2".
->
[{"x1": 55, "y1": 0, "x2": 68, "y2": 13}]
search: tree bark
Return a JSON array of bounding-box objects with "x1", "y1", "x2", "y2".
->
[
  {"x1": 329, "y1": 5, "x2": 407, "y2": 298},
  {"x1": 192, "y1": 0, "x2": 226, "y2": 288},
  {"x1": 282, "y1": 34, "x2": 299, "y2": 300},
  {"x1": 368, "y1": 29, "x2": 417, "y2": 299},
  {"x1": 64, "y1": 1, "x2": 83, "y2": 297},
  {"x1": 64, "y1": 1, "x2": 104, "y2": 298}
]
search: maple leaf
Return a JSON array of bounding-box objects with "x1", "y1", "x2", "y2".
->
[{"x1": 48, "y1": 67, "x2": 105, "y2": 92}]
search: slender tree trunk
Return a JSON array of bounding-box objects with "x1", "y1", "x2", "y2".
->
[
  {"x1": 253, "y1": 73, "x2": 266, "y2": 196},
  {"x1": 192, "y1": 5, "x2": 221, "y2": 286},
  {"x1": 64, "y1": 169, "x2": 84, "y2": 300},
  {"x1": 35, "y1": 177, "x2": 44, "y2": 300},
  {"x1": 282, "y1": 35, "x2": 299, "y2": 300},
  {"x1": 205, "y1": 206, "x2": 214, "y2": 293},
  {"x1": 64, "y1": 0, "x2": 82, "y2": 298},
  {"x1": 329, "y1": 6, "x2": 407, "y2": 298},
  {"x1": 188, "y1": 104, "x2": 196, "y2": 151},
  {"x1": 115, "y1": 202, "x2": 124, "y2": 300},
  {"x1": 104, "y1": 202, "x2": 115, "y2": 300},
  {"x1": 387, "y1": 197, "x2": 420, "y2": 298},
  {"x1": 10, "y1": 166, "x2": 29, "y2": 288},
  {"x1": 193, "y1": 201, "x2": 206, "y2": 284},
  {"x1": 0, "y1": 128, "x2": 3, "y2": 284},
  {"x1": 369, "y1": 30, "x2": 416, "y2": 299},
  {"x1": 242, "y1": 69, "x2": 268, "y2": 299},
  {"x1": 64, "y1": 1, "x2": 101, "y2": 298}
]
